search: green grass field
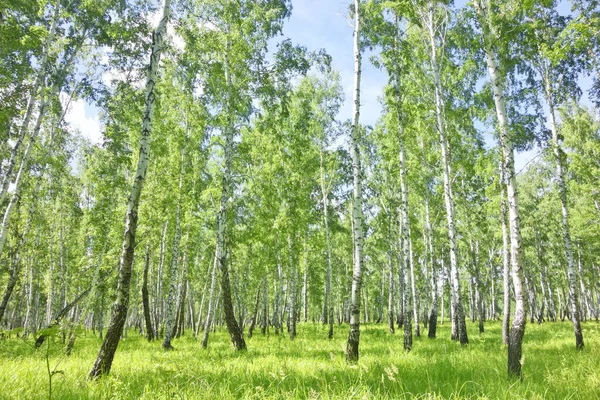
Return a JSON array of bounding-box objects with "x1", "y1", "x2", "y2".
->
[{"x1": 1, "y1": 321, "x2": 599, "y2": 399}]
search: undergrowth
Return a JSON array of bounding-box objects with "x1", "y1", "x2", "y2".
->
[{"x1": 0, "y1": 321, "x2": 598, "y2": 399}]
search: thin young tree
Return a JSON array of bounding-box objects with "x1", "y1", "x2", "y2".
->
[{"x1": 420, "y1": 1, "x2": 468, "y2": 344}]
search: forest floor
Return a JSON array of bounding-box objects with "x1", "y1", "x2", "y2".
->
[{"x1": 1, "y1": 320, "x2": 599, "y2": 399}]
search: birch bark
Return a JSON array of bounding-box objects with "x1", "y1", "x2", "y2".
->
[
  {"x1": 473, "y1": 0, "x2": 527, "y2": 378},
  {"x1": 541, "y1": 64, "x2": 583, "y2": 348},
  {"x1": 424, "y1": 4, "x2": 467, "y2": 345},
  {"x1": 214, "y1": 33, "x2": 246, "y2": 351},
  {"x1": 500, "y1": 161, "x2": 511, "y2": 344},
  {"x1": 163, "y1": 131, "x2": 188, "y2": 349},
  {"x1": 89, "y1": 0, "x2": 171, "y2": 378},
  {"x1": 202, "y1": 254, "x2": 219, "y2": 348},
  {"x1": 346, "y1": 0, "x2": 364, "y2": 363}
]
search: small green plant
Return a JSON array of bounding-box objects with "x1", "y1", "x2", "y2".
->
[{"x1": 36, "y1": 326, "x2": 66, "y2": 400}]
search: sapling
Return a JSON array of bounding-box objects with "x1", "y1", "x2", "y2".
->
[{"x1": 35, "y1": 325, "x2": 66, "y2": 400}]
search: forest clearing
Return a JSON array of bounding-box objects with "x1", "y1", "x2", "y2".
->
[
  {"x1": 1, "y1": 0, "x2": 600, "y2": 398},
  {"x1": 1, "y1": 322, "x2": 599, "y2": 399}
]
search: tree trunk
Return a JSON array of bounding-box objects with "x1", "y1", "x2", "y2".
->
[
  {"x1": 525, "y1": 272, "x2": 536, "y2": 324},
  {"x1": 500, "y1": 161, "x2": 511, "y2": 344},
  {"x1": 272, "y1": 260, "x2": 282, "y2": 334},
  {"x1": 214, "y1": 34, "x2": 246, "y2": 352},
  {"x1": 302, "y1": 238, "x2": 308, "y2": 323},
  {"x1": 142, "y1": 244, "x2": 154, "y2": 341},
  {"x1": 163, "y1": 133, "x2": 187, "y2": 349},
  {"x1": 409, "y1": 232, "x2": 420, "y2": 337},
  {"x1": 65, "y1": 234, "x2": 109, "y2": 355},
  {"x1": 320, "y1": 149, "x2": 333, "y2": 336},
  {"x1": 346, "y1": 0, "x2": 364, "y2": 363},
  {"x1": 577, "y1": 246, "x2": 589, "y2": 321},
  {"x1": 387, "y1": 228, "x2": 395, "y2": 334},
  {"x1": 545, "y1": 264, "x2": 557, "y2": 321},
  {"x1": 59, "y1": 212, "x2": 67, "y2": 315},
  {"x1": 592, "y1": 264, "x2": 599, "y2": 321},
  {"x1": 426, "y1": 196, "x2": 438, "y2": 338},
  {"x1": 474, "y1": 0, "x2": 527, "y2": 378},
  {"x1": 23, "y1": 254, "x2": 35, "y2": 336},
  {"x1": 1, "y1": 210, "x2": 37, "y2": 327},
  {"x1": 544, "y1": 74, "x2": 583, "y2": 348},
  {"x1": 426, "y1": 6, "x2": 467, "y2": 346},
  {"x1": 247, "y1": 287, "x2": 261, "y2": 339},
  {"x1": 195, "y1": 276, "x2": 208, "y2": 336},
  {"x1": 0, "y1": 262, "x2": 19, "y2": 326},
  {"x1": 489, "y1": 251, "x2": 496, "y2": 320},
  {"x1": 0, "y1": 35, "x2": 83, "y2": 259},
  {"x1": 175, "y1": 274, "x2": 187, "y2": 338},
  {"x1": 400, "y1": 213, "x2": 412, "y2": 351},
  {"x1": 202, "y1": 254, "x2": 219, "y2": 348},
  {"x1": 398, "y1": 243, "x2": 405, "y2": 330},
  {"x1": 469, "y1": 278, "x2": 475, "y2": 323},
  {"x1": 534, "y1": 228, "x2": 550, "y2": 322},
  {"x1": 261, "y1": 275, "x2": 268, "y2": 335},
  {"x1": 88, "y1": 0, "x2": 171, "y2": 379},
  {"x1": 472, "y1": 240, "x2": 484, "y2": 334},
  {"x1": 155, "y1": 221, "x2": 168, "y2": 336},
  {"x1": 288, "y1": 235, "x2": 298, "y2": 340}
]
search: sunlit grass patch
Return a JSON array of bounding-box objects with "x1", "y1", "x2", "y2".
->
[{"x1": 1, "y1": 321, "x2": 598, "y2": 399}]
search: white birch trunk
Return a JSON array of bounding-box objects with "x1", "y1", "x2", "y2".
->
[
  {"x1": 425, "y1": 5, "x2": 467, "y2": 345},
  {"x1": 320, "y1": 150, "x2": 333, "y2": 331},
  {"x1": 214, "y1": 34, "x2": 245, "y2": 351},
  {"x1": 272, "y1": 259, "x2": 281, "y2": 334},
  {"x1": 346, "y1": 0, "x2": 364, "y2": 363},
  {"x1": 543, "y1": 69, "x2": 584, "y2": 348},
  {"x1": 500, "y1": 160, "x2": 511, "y2": 344},
  {"x1": 163, "y1": 132, "x2": 187, "y2": 349},
  {"x1": 425, "y1": 191, "x2": 438, "y2": 338},
  {"x1": 302, "y1": 236, "x2": 308, "y2": 323},
  {"x1": 156, "y1": 220, "x2": 168, "y2": 333},
  {"x1": 89, "y1": 0, "x2": 171, "y2": 378},
  {"x1": 202, "y1": 253, "x2": 219, "y2": 348},
  {"x1": 287, "y1": 234, "x2": 297, "y2": 340},
  {"x1": 473, "y1": 0, "x2": 526, "y2": 378},
  {"x1": 399, "y1": 212, "x2": 412, "y2": 350}
]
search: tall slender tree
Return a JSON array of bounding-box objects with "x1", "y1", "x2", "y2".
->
[
  {"x1": 346, "y1": 0, "x2": 365, "y2": 363},
  {"x1": 89, "y1": 0, "x2": 172, "y2": 379},
  {"x1": 473, "y1": 0, "x2": 527, "y2": 378}
]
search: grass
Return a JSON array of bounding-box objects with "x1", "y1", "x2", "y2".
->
[{"x1": 1, "y1": 320, "x2": 599, "y2": 399}]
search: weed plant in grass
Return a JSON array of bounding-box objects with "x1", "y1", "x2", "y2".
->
[{"x1": 1, "y1": 321, "x2": 599, "y2": 399}]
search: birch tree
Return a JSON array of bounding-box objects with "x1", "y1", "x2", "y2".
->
[
  {"x1": 524, "y1": 2, "x2": 584, "y2": 349},
  {"x1": 420, "y1": 1, "x2": 468, "y2": 344},
  {"x1": 473, "y1": 0, "x2": 527, "y2": 378},
  {"x1": 89, "y1": 0, "x2": 172, "y2": 379},
  {"x1": 346, "y1": 0, "x2": 365, "y2": 363}
]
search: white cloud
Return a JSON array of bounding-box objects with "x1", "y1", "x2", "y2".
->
[{"x1": 61, "y1": 93, "x2": 103, "y2": 145}]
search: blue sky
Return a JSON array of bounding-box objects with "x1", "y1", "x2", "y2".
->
[{"x1": 279, "y1": 0, "x2": 387, "y2": 127}]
